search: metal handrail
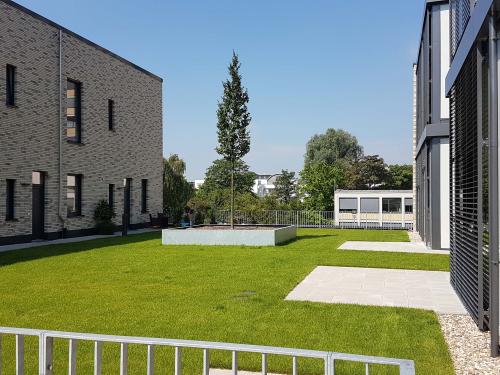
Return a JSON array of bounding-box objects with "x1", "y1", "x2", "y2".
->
[{"x1": 0, "y1": 326, "x2": 415, "y2": 375}]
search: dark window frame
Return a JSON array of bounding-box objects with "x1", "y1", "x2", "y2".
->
[
  {"x1": 66, "y1": 79, "x2": 82, "y2": 143},
  {"x1": 108, "y1": 184, "x2": 115, "y2": 210},
  {"x1": 141, "y1": 179, "x2": 148, "y2": 213},
  {"x1": 108, "y1": 99, "x2": 114, "y2": 131},
  {"x1": 6, "y1": 179, "x2": 15, "y2": 221},
  {"x1": 67, "y1": 174, "x2": 83, "y2": 217},
  {"x1": 6, "y1": 64, "x2": 16, "y2": 107},
  {"x1": 382, "y1": 198, "x2": 402, "y2": 213}
]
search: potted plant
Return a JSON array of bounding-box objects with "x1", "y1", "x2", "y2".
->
[{"x1": 93, "y1": 200, "x2": 116, "y2": 235}]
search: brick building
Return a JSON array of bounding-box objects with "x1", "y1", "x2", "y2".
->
[{"x1": 0, "y1": 0, "x2": 163, "y2": 245}]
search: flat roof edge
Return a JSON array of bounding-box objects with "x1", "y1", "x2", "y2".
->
[{"x1": 2, "y1": 0, "x2": 163, "y2": 83}]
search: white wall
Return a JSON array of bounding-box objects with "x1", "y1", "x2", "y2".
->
[
  {"x1": 440, "y1": 139, "x2": 450, "y2": 249},
  {"x1": 440, "y1": 4, "x2": 450, "y2": 119}
]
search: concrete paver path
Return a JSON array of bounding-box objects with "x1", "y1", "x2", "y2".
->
[
  {"x1": 339, "y1": 241, "x2": 449, "y2": 254},
  {"x1": 286, "y1": 266, "x2": 466, "y2": 314}
]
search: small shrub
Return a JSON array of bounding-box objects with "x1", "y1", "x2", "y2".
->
[{"x1": 93, "y1": 200, "x2": 116, "y2": 234}]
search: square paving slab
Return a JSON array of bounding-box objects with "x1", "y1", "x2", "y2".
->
[
  {"x1": 286, "y1": 266, "x2": 466, "y2": 314},
  {"x1": 339, "y1": 241, "x2": 449, "y2": 254}
]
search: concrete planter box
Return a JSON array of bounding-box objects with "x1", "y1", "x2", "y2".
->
[{"x1": 162, "y1": 225, "x2": 297, "y2": 246}]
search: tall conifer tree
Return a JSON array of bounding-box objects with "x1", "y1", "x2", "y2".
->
[{"x1": 216, "y1": 52, "x2": 251, "y2": 228}]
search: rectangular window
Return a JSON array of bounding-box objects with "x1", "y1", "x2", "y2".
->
[
  {"x1": 6, "y1": 179, "x2": 15, "y2": 220},
  {"x1": 141, "y1": 179, "x2": 148, "y2": 213},
  {"x1": 405, "y1": 198, "x2": 413, "y2": 213},
  {"x1": 108, "y1": 99, "x2": 114, "y2": 130},
  {"x1": 6, "y1": 64, "x2": 16, "y2": 106},
  {"x1": 67, "y1": 174, "x2": 82, "y2": 217},
  {"x1": 382, "y1": 198, "x2": 402, "y2": 213},
  {"x1": 108, "y1": 184, "x2": 114, "y2": 210},
  {"x1": 67, "y1": 80, "x2": 82, "y2": 142},
  {"x1": 339, "y1": 198, "x2": 357, "y2": 213},
  {"x1": 360, "y1": 198, "x2": 379, "y2": 213}
]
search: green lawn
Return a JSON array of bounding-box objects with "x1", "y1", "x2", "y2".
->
[{"x1": 0, "y1": 229, "x2": 452, "y2": 374}]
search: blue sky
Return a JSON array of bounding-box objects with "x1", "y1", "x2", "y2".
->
[{"x1": 17, "y1": 0, "x2": 423, "y2": 180}]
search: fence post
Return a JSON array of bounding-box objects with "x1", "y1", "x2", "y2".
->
[
  {"x1": 401, "y1": 197, "x2": 405, "y2": 228},
  {"x1": 379, "y1": 197, "x2": 383, "y2": 228}
]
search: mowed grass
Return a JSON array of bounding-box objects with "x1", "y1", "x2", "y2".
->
[{"x1": 0, "y1": 229, "x2": 452, "y2": 374}]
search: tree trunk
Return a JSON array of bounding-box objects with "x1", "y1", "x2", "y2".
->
[{"x1": 230, "y1": 162, "x2": 235, "y2": 229}]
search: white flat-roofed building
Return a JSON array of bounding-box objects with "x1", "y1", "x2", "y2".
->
[{"x1": 335, "y1": 190, "x2": 413, "y2": 230}]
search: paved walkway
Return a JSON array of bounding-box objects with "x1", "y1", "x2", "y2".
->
[
  {"x1": 286, "y1": 266, "x2": 466, "y2": 314},
  {"x1": 339, "y1": 241, "x2": 449, "y2": 254},
  {"x1": 0, "y1": 228, "x2": 159, "y2": 253}
]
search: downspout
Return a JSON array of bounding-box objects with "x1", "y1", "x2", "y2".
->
[
  {"x1": 488, "y1": 12, "x2": 499, "y2": 357},
  {"x1": 58, "y1": 29, "x2": 66, "y2": 237}
]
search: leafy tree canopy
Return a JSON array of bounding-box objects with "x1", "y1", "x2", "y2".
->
[
  {"x1": 273, "y1": 169, "x2": 297, "y2": 204},
  {"x1": 163, "y1": 154, "x2": 194, "y2": 223},
  {"x1": 386, "y1": 164, "x2": 413, "y2": 190},
  {"x1": 200, "y1": 159, "x2": 256, "y2": 195},
  {"x1": 345, "y1": 155, "x2": 388, "y2": 190},
  {"x1": 304, "y1": 128, "x2": 363, "y2": 169},
  {"x1": 300, "y1": 162, "x2": 344, "y2": 211}
]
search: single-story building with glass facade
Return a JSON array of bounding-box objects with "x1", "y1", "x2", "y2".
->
[{"x1": 334, "y1": 190, "x2": 413, "y2": 230}]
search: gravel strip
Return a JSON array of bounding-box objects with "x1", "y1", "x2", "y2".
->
[{"x1": 439, "y1": 314, "x2": 500, "y2": 374}]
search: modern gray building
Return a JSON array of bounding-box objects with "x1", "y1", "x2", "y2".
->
[
  {"x1": 0, "y1": 0, "x2": 163, "y2": 245},
  {"x1": 444, "y1": 0, "x2": 500, "y2": 356},
  {"x1": 414, "y1": 0, "x2": 451, "y2": 250}
]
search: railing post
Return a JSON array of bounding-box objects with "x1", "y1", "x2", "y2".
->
[
  {"x1": 147, "y1": 345, "x2": 154, "y2": 375},
  {"x1": 0, "y1": 333, "x2": 2, "y2": 375},
  {"x1": 120, "y1": 343, "x2": 128, "y2": 375},
  {"x1": 292, "y1": 356, "x2": 298, "y2": 375},
  {"x1": 232, "y1": 351, "x2": 238, "y2": 375},
  {"x1": 16, "y1": 334, "x2": 24, "y2": 375},
  {"x1": 175, "y1": 347, "x2": 182, "y2": 375},
  {"x1": 68, "y1": 339, "x2": 77, "y2": 375},
  {"x1": 203, "y1": 348, "x2": 210, "y2": 375},
  {"x1": 261, "y1": 353, "x2": 267, "y2": 375},
  {"x1": 94, "y1": 341, "x2": 102, "y2": 375},
  {"x1": 39, "y1": 334, "x2": 53, "y2": 375}
]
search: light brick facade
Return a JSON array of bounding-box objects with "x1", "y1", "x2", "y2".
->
[{"x1": 0, "y1": 0, "x2": 163, "y2": 244}]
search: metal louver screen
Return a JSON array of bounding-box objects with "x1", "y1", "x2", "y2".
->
[
  {"x1": 449, "y1": 47, "x2": 482, "y2": 322},
  {"x1": 480, "y1": 52, "x2": 490, "y2": 320},
  {"x1": 450, "y1": 0, "x2": 472, "y2": 59}
]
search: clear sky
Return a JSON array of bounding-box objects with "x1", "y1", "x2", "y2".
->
[{"x1": 16, "y1": 0, "x2": 423, "y2": 180}]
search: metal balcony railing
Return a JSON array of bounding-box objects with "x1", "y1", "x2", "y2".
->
[{"x1": 0, "y1": 326, "x2": 415, "y2": 375}]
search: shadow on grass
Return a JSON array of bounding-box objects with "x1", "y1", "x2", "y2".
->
[
  {"x1": 296, "y1": 234, "x2": 337, "y2": 241},
  {"x1": 0, "y1": 232, "x2": 160, "y2": 268}
]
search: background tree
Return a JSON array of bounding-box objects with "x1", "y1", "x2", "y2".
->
[
  {"x1": 273, "y1": 170, "x2": 297, "y2": 205},
  {"x1": 163, "y1": 154, "x2": 194, "y2": 224},
  {"x1": 216, "y1": 52, "x2": 251, "y2": 228},
  {"x1": 300, "y1": 162, "x2": 344, "y2": 211},
  {"x1": 345, "y1": 155, "x2": 388, "y2": 189},
  {"x1": 200, "y1": 159, "x2": 255, "y2": 194},
  {"x1": 304, "y1": 128, "x2": 363, "y2": 170},
  {"x1": 386, "y1": 164, "x2": 413, "y2": 190}
]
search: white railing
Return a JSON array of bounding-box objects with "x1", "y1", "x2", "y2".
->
[
  {"x1": 215, "y1": 210, "x2": 413, "y2": 230},
  {"x1": 0, "y1": 327, "x2": 415, "y2": 375},
  {"x1": 215, "y1": 210, "x2": 336, "y2": 228}
]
